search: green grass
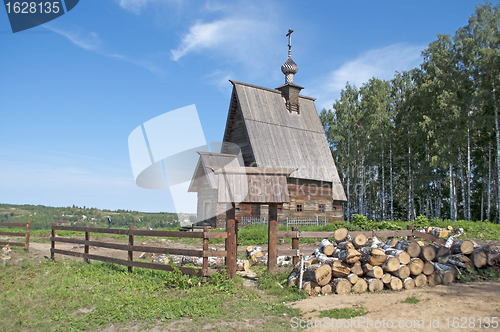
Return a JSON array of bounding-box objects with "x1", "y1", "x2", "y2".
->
[
  {"x1": 318, "y1": 305, "x2": 366, "y2": 319},
  {"x1": 0, "y1": 251, "x2": 301, "y2": 332},
  {"x1": 403, "y1": 296, "x2": 420, "y2": 304}
]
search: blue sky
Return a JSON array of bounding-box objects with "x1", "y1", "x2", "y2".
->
[{"x1": 0, "y1": 0, "x2": 486, "y2": 213}]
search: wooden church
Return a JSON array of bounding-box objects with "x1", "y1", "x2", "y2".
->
[{"x1": 188, "y1": 31, "x2": 346, "y2": 227}]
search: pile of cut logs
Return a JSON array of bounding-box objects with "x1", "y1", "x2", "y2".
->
[{"x1": 287, "y1": 228, "x2": 500, "y2": 296}]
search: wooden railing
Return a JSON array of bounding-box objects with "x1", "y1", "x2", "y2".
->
[
  {"x1": 0, "y1": 221, "x2": 31, "y2": 252},
  {"x1": 267, "y1": 223, "x2": 446, "y2": 273},
  {"x1": 51, "y1": 219, "x2": 237, "y2": 278}
]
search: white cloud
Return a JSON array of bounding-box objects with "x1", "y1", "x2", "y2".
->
[
  {"x1": 45, "y1": 25, "x2": 167, "y2": 76},
  {"x1": 44, "y1": 25, "x2": 101, "y2": 51},
  {"x1": 115, "y1": 0, "x2": 182, "y2": 14},
  {"x1": 306, "y1": 43, "x2": 425, "y2": 111}
]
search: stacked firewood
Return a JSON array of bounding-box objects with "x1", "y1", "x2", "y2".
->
[{"x1": 288, "y1": 228, "x2": 500, "y2": 296}]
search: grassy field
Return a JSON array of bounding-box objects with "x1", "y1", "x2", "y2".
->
[{"x1": 0, "y1": 247, "x2": 304, "y2": 332}]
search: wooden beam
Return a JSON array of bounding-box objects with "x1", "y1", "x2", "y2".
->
[{"x1": 268, "y1": 203, "x2": 278, "y2": 274}]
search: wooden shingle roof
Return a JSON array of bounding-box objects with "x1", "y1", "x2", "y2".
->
[
  {"x1": 187, "y1": 152, "x2": 241, "y2": 192},
  {"x1": 222, "y1": 80, "x2": 347, "y2": 201}
]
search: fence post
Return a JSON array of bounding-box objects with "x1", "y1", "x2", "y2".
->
[
  {"x1": 407, "y1": 225, "x2": 415, "y2": 241},
  {"x1": 128, "y1": 226, "x2": 134, "y2": 273},
  {"x1": 51, "y1": 223, "x2": 55, "y2": 260},
  {"x1": 292, "y1": 226, "x2": 299, "y2": 266},
  {"x1": 25, "y1": 221, "x2": 31, "y2": 252},
  {"x1": 225, "y1": 218, "x2": 236, "y2": 278},
  {"x1": 84, "y1": 225, "x2": 90, "y2": 263},
  {"x1": 268, "y1": 203, "x2": 278, "y2": 274},
  {"x1": 203, "y1": 227, "x2": 209, "y2": 277}
]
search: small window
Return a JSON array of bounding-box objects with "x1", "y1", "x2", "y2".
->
[
  {"x1": 318, "y1": 204, "x2": 325, "y2": 213},
  {"x1": 296, "y1": 204, "x2": 303, "y2": 212}
]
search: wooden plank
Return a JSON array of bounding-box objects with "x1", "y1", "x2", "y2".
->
[
  {"x1": 413, "y1": 230, "x2": 446, "y2": 245},
  {"x1": 278, "y1": 249, "x2": 300, "y2": 257},
  {"x1": 210, "y1": 166, "x2": 297, "y2": 175},
  {"x1": 276, "y1": 231, "x2": 299, "y2": 238},
  {"x1": 298, "y1": 232, "x2": 337, "y2": 238},
  {"x1": 53, "y1": 226, "x2": 130, "y2": 234},
  {"x1": 25, "y1": 221, "x2": 30, "y2": 252},
  {"x1": 292, "y1": 227, "x2": 299, "y2": 265},
  {"x1": 49, "y1": 237, "x2": 223, "y2": 257},
  {"x1": 128, "y1": 226, "x2": 134, "y2": 272},
  {"x1": 373, "y1": 230, "x2": 413, "y2": 237},
  {"x1": 225, "y1": 217, "x2": 236, "y2": 278},
  {"x1": 50, "y1": 249, "x2": 212, "y2": 276},
  {"x1": 0, "y1": 231, "x2": 25, "y2": 236},
  {"x1": 0, "y1": 241, "x2": 24, "y2": 247},
  {"x1": 0, "y1": 222, "x2": 28, "y2": 227},
  {"x1": 349, "y1": 231, "x2": 374, "y2": 238}
]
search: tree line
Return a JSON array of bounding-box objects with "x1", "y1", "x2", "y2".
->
[{"x1": 321, "y1": 3, "x2": 500, "y2": 222}]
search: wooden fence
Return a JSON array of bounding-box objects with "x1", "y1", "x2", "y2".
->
[
  {"x1": 51, "y1": 219, "x2": 237, "y2": 278},
  {"x1": 0, "y1": 221, "x2": 31, "y2": 252},
  {"x1": 267, "y1": 222, "x2": 446, "y2": 273}
]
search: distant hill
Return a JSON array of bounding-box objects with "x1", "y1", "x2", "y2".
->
[{"x1": 0, "y1": 203, "x2": 190, "y2": 230}]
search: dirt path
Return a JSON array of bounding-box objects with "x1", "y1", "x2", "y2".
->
[{"x1": 290, "y1": 281, "x2": 500, "y2": 331}]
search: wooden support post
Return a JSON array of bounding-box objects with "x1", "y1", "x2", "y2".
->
[
  {"x1": 226, "y1": 218, "x2": 236, "y2": 278},
  {"x1": 407, "y1": 225, "x2": 415, "y2": 241},
  {"x1": 128, "y1": 226, "x2": 134, "y2": 273},
  {"x1": 268, "y1": 203, "x2": 278, "y2": 274},
  {"x1": 226, "y1": 202, "x2": 236, "y2": 278},
  {"x1": 292, "y1": 226, "x2": 299, "y2": 265},
  {"x1": 84, "y1": 226, "x2": 90, "y2": 263},
  {"x1": 203, "y1": 227, "x2": 209, "y2": 277},
  {"x1": 25, "y1": 221, "x2": 31, "y2": 252},
  {"x1": 51, "y1": 223, "x2": 55, "y2": 260}
]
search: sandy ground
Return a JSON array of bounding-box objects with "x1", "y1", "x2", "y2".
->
[
  {"x1": 291, "y1": 281, "x2": 500, "y2": 332},
  {"x1": 11, "y1": 238, "x2": 500, "y2": 331}
]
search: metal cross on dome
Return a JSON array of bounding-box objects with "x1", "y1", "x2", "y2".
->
[{"x1": 286, "y1": 29, "x2": 294, "y2": 56}]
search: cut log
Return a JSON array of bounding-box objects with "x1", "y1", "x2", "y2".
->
[
  {"x1": 320, "y1": 239, "x2": 335, "y2": 256},
  {"x1": 254, "y1": 255, "x2": 268, "y2": 265},
  {"x1": 249, "y1": 248, "x2": 264, "y2": 262},
  {"x1": 352, "y1": 278, "x2": 368, "y2": 293},
  {"x1": 362, "y1": 263, "x2": 383, "y2": 279},
  {"x1": 236, "y1": 259, "x2": 249, "y2": 272},
  {"x1": 381, "y1": 273, "x2": 392, "y2": 284},
  {"x1": 419, "y1": 245, "x2": 436, "y2": 262},
  {"x1": 389, "y1": 238, "x2": 400, "y2": 247},
  {"x1": 432, "y1": 263, "x2": 455, "y2": 284},
  {"x1": 350, "y1": 261, "x2": 364, "y2": 276},
  {"x1": 471, "y1": 250, "x2": 488, "y2": 269},
  {"x1": 316, "y1": 254, "x2": 338, "y2": 266},
  {"x1": 366, "y1": 278, "x2": 384, "y2": 292},
  {"x1": 382, "y1": 255, "x2": 400, "y2": 272},
  {"x1": 332, "y1": 264, "x2": 351, "y2": 278},
  {"x1": 347, "y1": 273, "x2": 359, "y2": 285},
  {"x1": 422, "y1": 261, "x2": 434, "y2": 275},
  {"x1": 403, "y1": 277, "x2": 415, "y2": 290},
  {"x1": 395, "y1": 240, "x2": 421, "y2": 258},
  {"x1": 427, "y1": 273, "x2": 440, "y2": 286},
  {"x1": 303, "y1": 281, "x2": 320, "y2": 296},
  {"x1": 353, "y1": 233, "x2": 368, "y2": 248},
  {"x1": 332, "y1": 278, "x2": 352, "y2": 295},
  {"x1": 409, "y1": 258, "x2": 424, "y2": 276},
  {"x1": 450, "y1": 240, "x2": 474, "y2": 255},
  {"x1": 288, "y1": 271, "x2": 298, "y2": 287},
  {"x1": 429, "y1": 243, "x2": 451, "y2": 264},
  {"x1": 304, "y1": 264, "x2": 332, "y2": 286},
  {"x1": 449, "y1": 254, "x2": 473, "y2": 269},
  {"x1": 360, "y1": 247, "x2": 387, "y2": 266},
  {"x1": 321, "y1": 284, "x2": 332, "y2": 294},
  {"x1": 334, "y1": 228, "x2": 348, "y2": 242},
  {"x1": 488, "y1": 249, "x2": 500, "y2": 266},
  {"x1": 336, "y1": 241, "x2": 355, "y2": 250},
  {"x1": 384, "y1": 249, "x2": 411, "y2": 265},
  {"x1": 391, "y1": 264, "x2": 410, "y2": 280},
  {"x1": 385, "y1": 276, "x2": 403, "y2": 291},
  {"x1": 413, "y1": 274, "x2": 427, "y2": 287},
  {"x1": 338, "y1": 249, "x2": 361, "y2": 264}
]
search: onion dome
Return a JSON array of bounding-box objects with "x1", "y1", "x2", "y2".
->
[{"x1": 281, "y1": 56, "x2": 298, "y2": 84}]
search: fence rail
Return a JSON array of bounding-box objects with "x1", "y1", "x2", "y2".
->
[
  {"x1": 240, "y1": 216, "x2": 327, "y2": 228},
  {"x1": 0, "y1": 221, "x2": 31, "y2": 252},
  {"x1": 51, "y1": 221, "x2": 236, "y2": 278}
]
